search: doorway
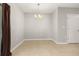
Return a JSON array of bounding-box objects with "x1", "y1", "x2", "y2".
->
[{"x1": 67, "y1": 14, "x2": 79, "y2": 43}]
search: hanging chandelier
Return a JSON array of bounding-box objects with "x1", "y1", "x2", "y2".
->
[{"x1": 34, "y1": 3, "x2": 43, "y2": 20}]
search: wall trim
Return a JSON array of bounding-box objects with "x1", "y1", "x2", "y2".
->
[
  {"x1": 24, "y1": 38, "x2": 52, "y2": 41},
  {"x1": 55, "y1": 42, "x2": 68, "y2": 44},
  {"x1": 11, "y1": 39, "x2": 24, "y2": 52},
  {"x1": 51, "y1": 39, "x2": 68, "y2": 44},
  {"x1": 11, "y1": 38, "x2": 52, "y2": 52}
]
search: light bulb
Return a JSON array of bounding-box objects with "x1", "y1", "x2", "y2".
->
[
  {"x1": 34, "y1": 14, "x2": 37, "y2": 18},
  {"x1": 34, "y1": 14, "x2": 43, "y2": 20},
  {"x1": 38, "y1": 14, "x2": 42, "y2": 19}
]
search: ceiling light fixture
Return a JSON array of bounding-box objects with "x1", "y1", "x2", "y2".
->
[{"x1": 34, "y1": 3, "x2": 43, "y2": 20}]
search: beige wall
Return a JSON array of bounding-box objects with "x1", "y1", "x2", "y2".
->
[
  {"x1": 51, "y1": 8, "x2": 58, "y2": 42},
  {"x1": 9, "y1": 4, "x2": 24, "y2": 50},
  {"x1": 24, "y1": 13, "x2": 52, "y2": 39}
]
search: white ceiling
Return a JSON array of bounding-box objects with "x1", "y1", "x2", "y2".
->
[{"x1": 16, "y1": 3, "x2": 79, "y2": 14}]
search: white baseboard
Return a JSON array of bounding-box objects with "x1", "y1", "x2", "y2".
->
[
  {"x1": 24, "y1": 38, "x2": 52, "y2": 41},
  {"x1": 11, "y1": 38, "x2": 52, "y2": 52},
  {"x1": 24, "y1": 38, "x2": 68, "y2": 44},
  {"x1": 55, "y1": 42, "x2": 68, "y2": 44},
  {"x1": 51, "y1": 39, "x2": 68, "y2": 44},
  {"x1": 11, "y1": 39, "x2": 24, "y2": 52},
  {"x1": 11, "y1": 38, "x2": 68, "y2": 52}
]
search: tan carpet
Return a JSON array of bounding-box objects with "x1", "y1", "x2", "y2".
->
[{"x1": 12, "y1": 40, "x2": 79, "y2": 56}]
